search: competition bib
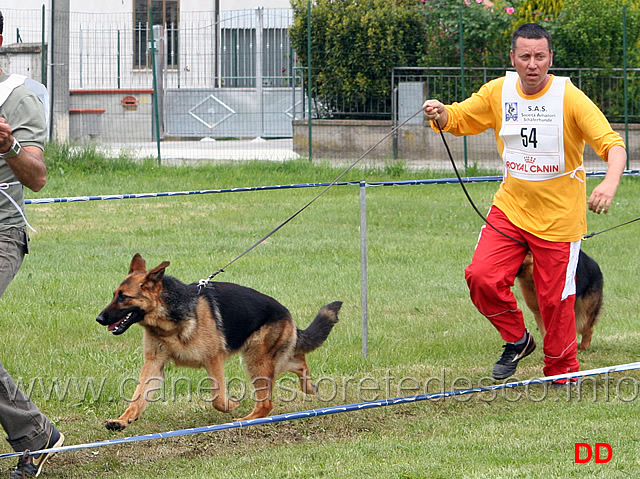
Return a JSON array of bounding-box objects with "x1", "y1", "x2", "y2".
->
[{"x1": 499, "y1": 71, "x2": 568, "y2": 181}]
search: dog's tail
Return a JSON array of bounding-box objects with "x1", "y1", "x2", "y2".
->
[{"x1": 295, "y1": 301, "x2": 342, "y2": 354}]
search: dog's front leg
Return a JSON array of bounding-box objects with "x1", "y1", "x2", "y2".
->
[
  {"x1": 205, "y1": 356, "x2": 240, "y2": 414},
  {"x1": 106, "y1": 356, "x2": 166, "y2": 431}
]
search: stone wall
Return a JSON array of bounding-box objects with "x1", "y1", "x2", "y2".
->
[{"x1": 293, "y1": 119, "x2": 640, "y2": 170}]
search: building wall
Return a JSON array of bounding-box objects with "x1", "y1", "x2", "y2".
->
[
  {"x1": 10, "y1": 1, "x2": 292, "y2": 13},
  {"x1": 69, "y1": 89, "x2": 154, "y2": 142}
]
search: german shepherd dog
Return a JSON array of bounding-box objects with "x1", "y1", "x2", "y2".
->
[
  {"x1": 516, "y1": 249, "x2": 603, "y2": 351},
  {"x1": 96, "y1": 253, "x2": 341, "y2": 431}
]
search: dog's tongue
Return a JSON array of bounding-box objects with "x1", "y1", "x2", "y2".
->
[{"x1": 108, "y1": 318, "x2": 125, "y2": 332}]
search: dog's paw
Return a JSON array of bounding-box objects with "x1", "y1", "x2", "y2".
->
[
  {"x1": 226, "y1": 396, "x2": 241, "y2": 412},
  {"x1": 213, "y1": 396, "x2": 241, "y2": 413},
  {"x1": 105, "y1": 419, "x2": 127, "y2": 431},
  {"x1": 300, "y1": 380, "x2": 317, "y2": 395}
]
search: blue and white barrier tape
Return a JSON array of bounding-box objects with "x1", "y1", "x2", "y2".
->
[
  {"x1": 1, "y1": 360, "x2": 639, "y2": 460},
  {"x1": 23, "y1": 171, "x2": 639, "y2": 205}
]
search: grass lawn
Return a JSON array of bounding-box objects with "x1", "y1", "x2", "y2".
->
[{"x1": 1, "y1": 145, "x2": 639, "y2": 478}]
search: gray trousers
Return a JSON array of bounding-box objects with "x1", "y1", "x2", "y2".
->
[{"x1": 0, "y1": 227, "x2": 52, "y2": 452}]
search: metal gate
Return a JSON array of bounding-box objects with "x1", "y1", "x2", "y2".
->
[
  {"x1": 162, "y1": 8, "x2": 301, "y2": 139},
  {"x1": 164, "y1": 86, "x2": 303, "y2": 138}
]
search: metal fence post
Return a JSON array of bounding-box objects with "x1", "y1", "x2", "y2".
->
[
  {"x1": 117, "y1": 30, "x2": 121, "y2": 90},
  {"x1": 256, "y1": 7, "x2": 264, "y2": 139},
  {"x1": 150, "y1": 19, "x2": 164, "y2": 165},
  {"x1": 360, "y1": 181, "x2": 369, "y2": 359},
  {"x1": 40, "y1": 5, "x2": 46, "y2": 85},
  {"x1": 623, "y1": 5, "x2": 630, "y2": 169},
  {"x1": 307, "y1": 0, "x2": 312, "y2": 161},
  {"x1": 459, "y1": 6, "x2": 468, "y2": 169},
  {"x1": 391, "y1": 68, "x2": 398, "y2": 160}
]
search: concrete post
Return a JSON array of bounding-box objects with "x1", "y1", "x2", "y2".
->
[{"x1": 51, "y1": 0, "x2": 70, "y2": 142}]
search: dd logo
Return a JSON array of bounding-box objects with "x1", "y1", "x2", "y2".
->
[{"x1": 574, "y1": 443, "x2": 613, "y2": 464}]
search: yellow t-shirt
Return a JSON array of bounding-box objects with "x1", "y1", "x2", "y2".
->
[{"x1": 433, "y1": 74, "x2": 625, "y2": 242}]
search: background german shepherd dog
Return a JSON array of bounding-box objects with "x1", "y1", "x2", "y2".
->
[
  {"x1": 96, "y1": 253, "x2": 341, "y2": 431},
  {"x1": 516, "y1": 249, "x2": 603, "y2": 351}
]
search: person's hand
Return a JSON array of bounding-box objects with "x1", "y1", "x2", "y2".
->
[
  {"x1": 587, "y1": 180, "x2": 617, "y2": 214},
  {"x1": 0, "y1": 118, "x2": 14, "y2": 153},
  {"x1": 587, "y1": 145, "x2": 626, "y2": 215},
  {"x1": 423, "y1": 99, "x2": 445, "y2": 121},
  {"x1": 423, "y1": 99, "x2": 449, "y2": 128}
]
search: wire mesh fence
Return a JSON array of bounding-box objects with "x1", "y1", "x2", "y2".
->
[{"x1": 1, "y1": 5, "x2": 639, "y2": 170}]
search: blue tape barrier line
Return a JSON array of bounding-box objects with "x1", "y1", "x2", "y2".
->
[
  {"x1": 1, "y1": 361, "x2": 639, "y2": 460},
  {"x1": 23, "y1": 177, "x2": 498, "y2": 205},
  {"x1": 23, "y1": 170, "x2": 639, "y2": 205}
]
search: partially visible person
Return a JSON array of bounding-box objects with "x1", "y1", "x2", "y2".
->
[
  {"x1": 0, "y1": 10, "x2": 65, "y2": 478},
  {"x1": 423, "y1": 23, "x2": 626, "y2": 385}
]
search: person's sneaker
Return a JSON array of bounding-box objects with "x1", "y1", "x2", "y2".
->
[
  {"x1": 492, "y1": 331, "x2": 536, "y2": 380},
  {"x1": 11, "y1": 426, "x2": 64, "y2": 478}
]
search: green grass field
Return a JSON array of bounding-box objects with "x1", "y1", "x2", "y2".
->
[{"x1": 1, "y1": 145, "x2": 639, "y2": 478}]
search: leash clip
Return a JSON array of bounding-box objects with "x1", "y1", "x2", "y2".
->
[
  {"x1": 198, "y1": 263, "x2": 226, "y2": 294},
  {"x1": 198, "y1": 268, "x2": 225, "y2": 293},
  {"x1": 197, "y1": 279, "x2": 209, "y2": 294}
]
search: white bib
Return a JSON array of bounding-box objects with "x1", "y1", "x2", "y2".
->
[
  {"x1": 0, "y1": 74, "x2": 49, "y2": 124},
  {"x1": 499, "y1": 71, "x2": 569, "y2": 181}
]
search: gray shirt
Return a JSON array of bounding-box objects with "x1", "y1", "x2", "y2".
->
[{"x1": 0, "y1": 71, "x2": 47, "y2": 230}]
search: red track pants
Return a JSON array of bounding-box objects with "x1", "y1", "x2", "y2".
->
[{"x1": 464, "y1": 207, "x2": 580, "y2": 377}]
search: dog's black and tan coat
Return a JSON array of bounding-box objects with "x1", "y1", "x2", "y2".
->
[
  {"x1": 97, "y1": 253, "x2": 341, "y2": 430},
  {"x1": 516, "y1": 249, "x2": 603, "y2": 351}
]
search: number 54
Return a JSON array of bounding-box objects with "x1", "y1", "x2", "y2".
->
[{"x1": 521, "y1": 127, "x2": 538, "y2": 148}]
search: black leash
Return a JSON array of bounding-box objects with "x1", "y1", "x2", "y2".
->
[
  {"x1": 20, "y1": 449, "x2": 29, "y2": 479},
  {"x1": 198, "y1": 108, "x2": 426, "y2": 290},
  {"x1": 434, "y1": 119, "x2": 528, "y2": 248},
  {"x1": 583, "y1": 216, "x2": 640, "y2": 239},
  {"x1": 198, "y1": 106, "x2": 635, "y2": 289},
  {"x1": 434, "y1": 118, "x2": 639, "y2": 242}
]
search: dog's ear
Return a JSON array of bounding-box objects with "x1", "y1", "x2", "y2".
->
[
  {"x1": 130, "y1": 253, "x2": 146, "y2": 274},
  {"x1": 144, "y1": 261, "x2": 170, "y2": 286}
]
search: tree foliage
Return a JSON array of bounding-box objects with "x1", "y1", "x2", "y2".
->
[
  {"x1": 546, "y1": 0, "x2": 640, "y2": 68},
  {"x1": 289, "y1": 0, "x2": 640, "y2": 118},
  {"x1": 289, "y1": 0, "x2": 426, "y2": 118},
  {"x1": 419, "y1": 0, "x2": 514, "y2": 68},
  {"x1": 509, "y1": 0, "x2": 564, "y2": 26}
]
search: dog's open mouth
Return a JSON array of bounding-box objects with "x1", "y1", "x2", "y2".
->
[
  {"x1": 108, "y1": 313, "x2": 131, "y2": 334},
  {"x1": 103, "y1": 310, "x2": 142, "y2": 335}
]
